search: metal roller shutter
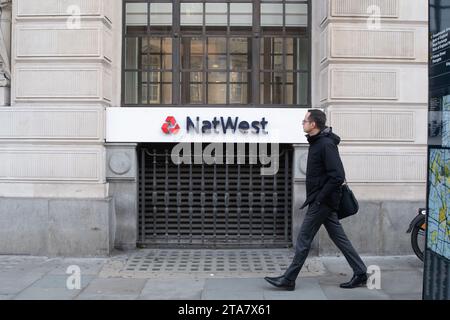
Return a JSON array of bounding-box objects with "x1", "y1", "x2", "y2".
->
[{"x1": 138, "y1": 143, "x2": 293, "y2": 248}]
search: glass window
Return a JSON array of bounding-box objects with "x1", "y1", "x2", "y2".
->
[
  {"x1": 205, "y1": 3, "x2": 227, "y2": 26},
  {"x1": 150, "y1": 3, "x2": 172, "y2": 26},
  {"x1": 285, "y1": 3, "x2": 308, "y2": 27},
  {"x1": 181, "y1": 3, "x2": 203, "y2": 26},
  {"x1": 123, "y1": 1, "x2": 310, "y2": 106},
  {"x1": 126, "y1": 3, "x2": 148, "y2": 30},
  {"x1": 208, "y1": 38, "x2": 227, "y2": 69},
  {"x1": 261, "y1": 4, "x2": 283, "y2": 27},
  {"x1": 230, "y1": 3, "x2": 253, "y2": 26}
]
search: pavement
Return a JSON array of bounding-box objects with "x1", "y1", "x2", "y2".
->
[{"x1": 0, "y1": 249, "x2": 424, "y2": 300}]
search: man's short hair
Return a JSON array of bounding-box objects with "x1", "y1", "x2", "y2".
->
[{"x1": 307, "y1": 109, "x2": 327, "y2": 130}]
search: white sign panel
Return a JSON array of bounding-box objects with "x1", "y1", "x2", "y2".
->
[{"x1": 106, "y1": 108, "x2": 309, "y2": 144}]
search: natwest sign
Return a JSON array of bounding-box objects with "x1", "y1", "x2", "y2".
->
[
  {"x1": 186, "y1": 116, "x2": 269, "y2": 135},
  {"x1": 107, "y1": 108, "x2": 308, "y2": 144}
]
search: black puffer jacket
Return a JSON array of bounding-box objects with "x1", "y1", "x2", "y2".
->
[{"x1": 300, "y1": 127, "x2": 345, "y2": 211}]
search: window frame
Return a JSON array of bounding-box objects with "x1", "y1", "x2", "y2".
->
[{"x1": 122, "y1": 0, "x2": 311, "y2": 108}]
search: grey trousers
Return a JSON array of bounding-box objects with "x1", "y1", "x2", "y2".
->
[{"x1": 284, "y1": 202, "x2": 367, "y2": 281}]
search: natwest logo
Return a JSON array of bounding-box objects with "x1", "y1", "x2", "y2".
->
[
  {"x1": 161, "y1": 116, "x2": 181, "y2": 135},
  {"x1": 187, "y1": 116, "x2": 269, "y2": 135}
]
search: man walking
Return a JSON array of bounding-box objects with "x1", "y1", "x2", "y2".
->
[{"x1": 264, "y1": 109, "x2": 367, "y2": 291}]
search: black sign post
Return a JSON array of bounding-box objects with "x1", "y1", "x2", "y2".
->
[{"x1": 423, "y1": 0, "x2": 450, "y2": 300}]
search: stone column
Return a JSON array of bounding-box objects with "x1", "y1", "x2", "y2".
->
[{"x1": 106, "y1": 144, "x2": 138, "y2": 251}]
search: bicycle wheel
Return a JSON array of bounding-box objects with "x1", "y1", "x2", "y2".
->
[{"x1": 411, "y1": 216, "x2": 426, "y2": 262}]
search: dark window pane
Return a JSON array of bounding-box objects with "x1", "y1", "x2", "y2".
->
[
  {"x1": 286, "y1": 55, "x2": 294, "y2": 70},
  {"x1": 147, "y1": 84, "x2": 159, "y2": 103},
  {"x1": 230, "y1": 55, "x2": 248, "y2": 70},
  {"x1": 230, "y1": 72, "x2": 249, "y2": 83},
  {"x1": 286, "y1": 72, "x2": 294, "y2": 83},
  {"x1": 273, "y1": 55, "x2": 283, "y2": 69},
  {"x1": 260, "y1": 84, "x2": 283, "y2": 105},
  {"x1": 296, "y1": 72, "x2": 308, "y2": 105},
  {"x1": 260, "y1": 72, "x2": 284, "y2": 104},
  {"x1": 182, "y1": 37, "x2": 204, "y2": 69},
  {"x1": 230, "y1": 38, "x2": 248, "y2": 54},
  {"x1": 125, "y1": 38, "x2": 139, "y2": 69},
  {"x1": 285, "y1": 72, "x2": 308, "y2": 105},
  {"x1": 208, "y1": 38, "x2": 227, "y2": 54},
  {"x1": 162, "y1": 55, "x2": 172, "y2": 69},
  {"x1": 208, "y1": 72, "x2": 226, "y2": 83},
  {"x1": 190, "y1": 38, "x2": 203, "y2": 54},
  {"x1": 162, "y1": 72, "x2": 172, "y2": 83},
  {"x1": 190, "y1": 84, "x2": 203, "y2": 104},
  {"x1": 208, "y1": 84, "x2": 227, "y2": 104},
  {"x1": 274, "y1": 38, "x2": 283, "y2": 54},
  {"x1": 189, "y1": 56, "x2": 204, "y2": 70},
  {"x1": 260, "y1": 37, "x2": 284, "y2": 70},
  {"x1": 142, "y1": 55, "x2": 160, "y2": 69},
  {"x1": 161, "y1": 84, "x2": 172, "y2": 104},
  {"x1": 208, "y1": 55, "x2": 227, "y2": 69},
  {"x1": 285, "y1": 84, "x2": 294, "y2": 105},
  {"x1": 141, "y1": 38, "x2": 172, "y2": 69},
  {"x1": 286, "y1": 38, "x2": 294, "y2": 54},
  {"x1": 142, "y1": 38, "x2": 172, "y2": 55},
  {"x1": 142, "y1": 83, "x2": 148, "y2": 104},
  {"x1": 124, "y1": 71, "x2": 139, "y2": 104},
  {"x1": 189, "y1": 72, "x2": 203, "y2": 83},
  {"x1": 230, "y1": 84, "x2": 248, "y2": 104},
  {"x1": 147, "y1": 72, "x2": 159, "y2": 83},
  {"x1": 296, "y1": 38, "x2": 309, "y2": 70}
]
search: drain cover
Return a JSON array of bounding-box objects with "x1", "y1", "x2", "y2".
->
[{"x1": 122, "y1": 249, "x2": 294, "y2": 273}]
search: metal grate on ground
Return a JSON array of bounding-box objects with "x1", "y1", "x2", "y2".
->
[{"x1": 121, "y1": 249, "x2": 295, "y2": 274}]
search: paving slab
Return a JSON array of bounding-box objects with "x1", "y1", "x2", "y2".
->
[
  {"x1": 376, "y1": 270, "x2": 423, "y2": 296},
  {"x1": 46, "y1": 258, "x2": 107, "y2": 276},
  {"x1": 320, "y1": 284, "x2": 391, "y2": 300},
  {"x1": 263, "y1": 277, "x2": 327, "y2": 300},
  {"x1": 389, "y1": 293, "x2": 423, "y2": 300},
  {"x1": 321, "y1": 255, "x2": 423, "y2": 276},
  {"x1": 75, "y1": 293, "x2": 138, "y2": 300},
  {"x1": 202, "y1": 278, "x2": 265, "y2": 300},
  {"x1": 26, "y1": 274, "x2": 96, "y2": 290},
  {"x1": 202, "y1": 290, "x2": 265, "y2": 300},
  {"x1": 204, "y1": 277, "x2": 268, "y2": 292},
  {"x1": 76, "y1": 278, "x2": 147, "y2": 298},
  {"x1": 0, "y1": 256, "x2": 55, "y2": 274},
  {"x1": 139, "y1": 278, "x2": 205, "y2": 300},
  {"x1": 0, "y1": 272, "x2": 45, "y2": 295},
  {"x1": 13, "y1": 287, "x2": 80, "y2": 300}
]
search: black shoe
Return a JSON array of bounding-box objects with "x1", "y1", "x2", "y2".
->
[
  {"x1": 339, "y1": 274, "x2": 368, "y2": 289},
  {"x1": 264, "y1": 276, "x2": 295, "y2": 291}
]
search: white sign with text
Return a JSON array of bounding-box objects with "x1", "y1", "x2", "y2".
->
[{"x1": 106, "y1": 108, "x2": 309, "y2": 144}]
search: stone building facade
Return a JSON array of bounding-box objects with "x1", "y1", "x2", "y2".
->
[{"x1": 0, "y1": 0, "x2": 428, "y2": 256}]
